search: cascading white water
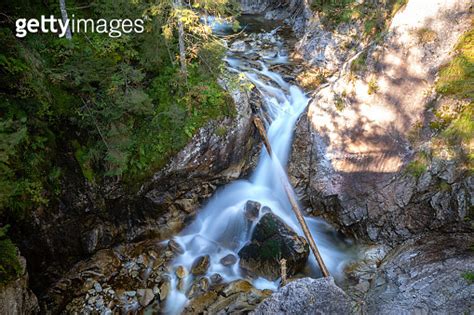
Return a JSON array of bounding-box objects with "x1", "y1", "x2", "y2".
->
[{"x1": 163, "y1": 24, "x2": 356, "y2": 315}]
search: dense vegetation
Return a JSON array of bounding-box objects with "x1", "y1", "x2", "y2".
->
[
  {"x1": 310, "y1": 0, "x2": 407, "y2": 35},
  {"x1": 0, "y1": 0, "x2": 238, "y2": 284}
]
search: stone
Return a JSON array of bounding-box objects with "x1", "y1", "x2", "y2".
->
[
  {"x1": 125, "y1": 291, "x2": 136, "y2": 297},
  {"x1": 159, "y1": 281, "x2": 170, "y2": 301},
  {"x1": 238, "y1": 213, "x2": 309, "y2": 280},
  {"x1": 0, "y1": 253, "x2": 39, "y2": 315},
  {"x1": 210, "y1": 273, "x2": 223, "y2": 284},
  {"x1": 364, "y1": 233, "x2": 474, "y2": 314},
  {"x1": 253, "y1": 277, "x2": 352, "y2": 314},
  {"x1": 176, "y1": 265, "x2": 187, "y2": 279},
  {"x1": 137, "y1": 288, "x2": 155, "y2": 307},
  {"x1": 220, "y1": 254, "x2": 238, "y2": 266},
  {"x1": 168, "y1": 239, "x2": 185, "y2": 255},
  {"x1": 93, "y1": 282, "x2": 102, "y2": 293},
  {"x1": 191, "y1": 255, "x2": 211, "y2": 276},
  {"x1": 244, "y1": 200, "x2": 261, "y2": 220},
  {"x1": 199, "y1": 277, "x2": 209, "y2": 291},
  {"x1": 184, "y1": 279, "x2": 271, "y2": 314},
  {"x1": 230, "y1": 40, "x2": 248, "y2": 52}
]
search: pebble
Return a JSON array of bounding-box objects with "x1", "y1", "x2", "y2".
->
[
  {"x1": 93, "y1": 282, "x2": 102, "y2": 293},
  {"x1": 176, "y1": 265, "x2": 187, "y2": 279}
]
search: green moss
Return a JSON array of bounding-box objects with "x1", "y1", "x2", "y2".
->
[
  {"x1": 415, "y1": 27, "x2": 437, "y2": 44},
  {"x1": 215, "y1": 126, "x2": 228, "y2": 137},
  {"x1": 368, "y1": 78, "x2": 379, "y2": 95},
  {"x1": 351, "y1": 51, "x2": 368, "y2": 74},
  {"x1": 0, "y1": 226, "x2": 22, "y2": 285},
  {"x1": 436, "y1": 26, "x2": 474, "y2": 99},
  {"x1": 406, "y1": 158, "x2": 427, "y2": 178},
  {"x1": 462, "y1": 271, "x2": 474, "y2": 284},
  {"x1": 260, "y1": 239, "x2": 281, "y2": 260},
  {"x1": 334, "y1": 95, "x2": 346, "y2": 111}
]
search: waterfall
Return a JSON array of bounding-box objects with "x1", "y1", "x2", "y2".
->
[{"x1": 163, "y1": 20, "x2": 356, "y2": 315}]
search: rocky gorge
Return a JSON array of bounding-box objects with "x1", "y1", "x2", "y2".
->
[{"x1": 1, "y1": 0, "x2": 473, "y2": 314}]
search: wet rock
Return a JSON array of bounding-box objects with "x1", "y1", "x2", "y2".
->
[
  {"x1": 137, "y1": 288, "x2": 154, "y2": 307},
  {"x1": 364, "y1": 233, "x2": 474, "y2": 314},
  {"x1": 199, "y1": 277, "x2": 209, "y2": 291},
  {"x1": 93, "y1": 282, "x2": 102, "y2": 293},
  {"x1": 231, "y1": 40, "x2": 248, "y2": 52},
  {"x1": 186, "y1": 277, "x2": 209, "y2": 299},
  {"x1": 184, "y1": 280, "x2": 271, "y2": 314},
  {"x1": 238, "y1": 213, "x2": 309, "y2": 280},
  {"x1": 220, "y1": 254, "x2": 238, "y2": 266},
  {"x1": 168, "y1": 239, "x2": 185, "y2": 255},
  {"x1": 210, "y1": 273, "x2": 223, "y2": 284},
  {"x1": 159, "y1": 281, "x2": 170, "y2": 300},
  {"x1": 191, "y1": 255, "x2": 211, "y2": 275},
  {"x1": 244, "y1": 200, "x2": 261, "y2": 220},
  {"x1": 254, "y1": 277, "x2": 352, "y2": 314},
  {"x1": 176, "y1": 266, "x2": 187, "y2": 279}
]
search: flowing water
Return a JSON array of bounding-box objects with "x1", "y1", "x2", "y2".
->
[{"x1": 163, "y1": 17, "x2": 357, "y2": 315}]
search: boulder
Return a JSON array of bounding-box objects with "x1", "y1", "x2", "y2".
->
[
  {"x1": 364, "y1": 233, "x2": 474, "y2": 314},
  {"x1": 184, "y1": 279, "x2": 272, "y2": 314},
  {"x1": 253, "y1": 277, "x2": 352, "y2": 314},
  {"x1": 137, "y1": 288, "x2": 154, "y2": 307},
  {"x1": 244, "y1": 200, "x2": 261, "y2": 221},
  {"x1": 191, "y1": 255, "x2": 211, "y2": 276},
  {"x1": 220, "y1": 254, "x2": 238, "y2": 266},
  {"x1": 238, "y1": 213, "x2": 309, "y2": 280},
  {"x1": 0, "y1": 254, "x2": 39, "y2": 315}
]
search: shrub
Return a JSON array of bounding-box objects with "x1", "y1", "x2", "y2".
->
[{"x1": 0, "y1": 226, "x2": 22, "y2": 285}]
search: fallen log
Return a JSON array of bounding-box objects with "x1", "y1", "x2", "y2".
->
[{"x1": 252, "y1": 115, "x2": 330, "y2": 278}]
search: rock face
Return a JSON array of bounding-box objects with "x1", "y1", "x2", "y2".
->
[
  {"x1": 238, "y1": 213, "x2": 309, "y2": 280},
  {"x1": 364, "y1": 233, "x2": 474, "y2": 314},
  {"x1": 0, "y1": 253, "x2": 39, "y2": 315},
  {"x1": 239, "y1": 0, "x2": 309, "y2": 34},
  {"x1": 253, "y1": 277, "x2": 352, "y2": 314},
  {"x1": 287, "y1": 0, "x2": 473, "y2": 245}
]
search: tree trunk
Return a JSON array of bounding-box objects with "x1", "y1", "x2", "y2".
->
[
  {"x1": 175, "y1": 0, "x2": 187, "y2": 78},
  {"x1": 59, "y1": 0, "x2": 72, "y2": 40},
  {"x1": 253, "y1": 116, "x2": 331, "y2": 278}
]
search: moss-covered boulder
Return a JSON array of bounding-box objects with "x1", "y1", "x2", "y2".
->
[{"x1": 238, "y1": 212, "x2": 309, "y2": 280}]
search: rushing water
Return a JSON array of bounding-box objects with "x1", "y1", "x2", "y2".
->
[{"x1": 163, "y1": 18, "x2": 357, "y2": 315}]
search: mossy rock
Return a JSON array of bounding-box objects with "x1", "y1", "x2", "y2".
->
[{"x1": 238, "y1": 213, "x2": 309, "y2": 280}]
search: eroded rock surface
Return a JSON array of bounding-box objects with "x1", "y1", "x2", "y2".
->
[
  {"x1": 253, "y1": 277, "x2": 352, "y2": 314},
  {"x1": 0, "y1": 253, "x2": 39, "y2": 315},
  {"x1": 287, "y1": 0, "x2": 473, "y2": 245},
  {"x1": 364, "y1": 233, "x2": 474, "y2": 314}
]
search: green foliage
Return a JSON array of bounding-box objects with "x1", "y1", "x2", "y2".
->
[
  {"x1": 368, "y1": 78, "x2": 379, "y2": 95},
  {"x1": 462, "y1": 271, "x2": 474, "y2": 284},
  {"x1": 436, "y1": 25, "x2": 474, "y2": 99},
  {"x1": 0, "y1": 226, "x2": 22, "y2": 285},
  {"x1": 0, "y1": 0, "x2": 238, "y2": 218},
  {"x1": 310, "y1": 0, "x2": 356, "y2": 28},
  {"x1": 310, "y1": 0, "x2": 407, "y2": 38},
  {"x1": 334, "y1": 95, "x2": 345, "y2": 111},
  {"x1": 406, "y1": 157, "x2": 428, "y2": 178},
  {"x1": 350, "y1": 51, "x2": 368, "y2": 74}
]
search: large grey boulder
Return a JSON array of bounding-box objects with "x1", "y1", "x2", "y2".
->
[
  {"x1": 0, "y1": 253, "x2": 39, "y2": 315},
  {"x1": 253, "y1": 277, "x2": 352, "y2": 314},
  {"x1": 364, "y1": 233, "x2": 474, "y2": 314}
]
